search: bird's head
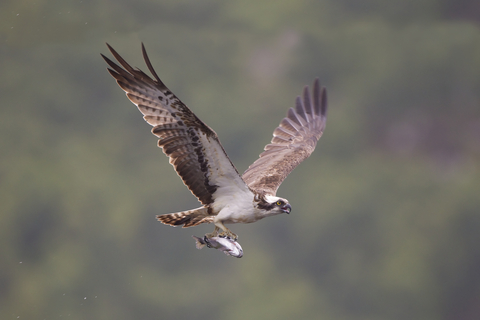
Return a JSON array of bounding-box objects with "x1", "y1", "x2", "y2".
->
[{"x1": 261, "y1": 195, "x2": 292, "y2": 215}]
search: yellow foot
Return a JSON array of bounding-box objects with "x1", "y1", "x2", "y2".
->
[
  {"x1": 219, "y1": 231, "x2": 238, "y2": 241},
  {"x1": 205, "y1": 227, "x2": 220, "y2": 239}
]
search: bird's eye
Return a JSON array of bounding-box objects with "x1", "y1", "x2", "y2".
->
[{"x1": 276, "y1": 200, "x2": 283, "y2": 206}]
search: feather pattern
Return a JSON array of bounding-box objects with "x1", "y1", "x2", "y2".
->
[
  {"x1": 156, "y1": 207, "x2": 213, "y2": 228},
  {"x1": 242, "y1": 78, "x2": 327, "y2": 196},
  {"x1": 101, "y1": 43, "x2": 246, "y2": 206}
]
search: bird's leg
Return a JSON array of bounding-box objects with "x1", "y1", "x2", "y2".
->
[
  {"x1": 205, "y1": 226, "x2": 220, "y2": 239},
  {"x1": 215, "y1": 221, "x2": 238, "y2": 241},
  {"x1": 218, "y1": 230, "x2": 238, "y2": 241}
]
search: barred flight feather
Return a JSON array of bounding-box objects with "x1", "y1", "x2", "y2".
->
[
  {"x1": 101, "y1": 44, "x2": 244, "y2": 206},
  {"x1": 157, "y1": 207, "x2": 213, "y2": 228},
  {"x1": 242, "y1": 78, "x2": 327, "y2": 196}
]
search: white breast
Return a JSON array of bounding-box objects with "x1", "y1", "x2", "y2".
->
[{"x1": 212, "y1": 187, "x2": 261, "y2": 224}]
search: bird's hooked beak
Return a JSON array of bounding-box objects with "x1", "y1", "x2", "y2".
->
[{"x1": 282, "y1": 203, "x2": 292, "y2": 214}]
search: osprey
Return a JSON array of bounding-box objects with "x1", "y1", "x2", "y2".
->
[{"x1": 102, "y1": 44, "x2": 327, "y2": 240}]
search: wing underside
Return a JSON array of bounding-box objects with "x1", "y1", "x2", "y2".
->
[
  {"x1": 102, "y1": 44, "x2": 246, "y2": 206},
  {"x1": 242, "y1": 79, "x2": 327, "y2": 196}
]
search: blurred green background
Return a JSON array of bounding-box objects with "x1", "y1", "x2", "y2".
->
[{"x1": 2, "y1": 0, "x2": 480, "y2": 319}]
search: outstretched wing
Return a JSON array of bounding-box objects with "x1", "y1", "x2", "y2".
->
[
  {"x1": 242, "y1": 79, "x2": 327, "y2": 196},
  {"x1": 102, "y1": 43, "x2": 248, "y2": 206}
]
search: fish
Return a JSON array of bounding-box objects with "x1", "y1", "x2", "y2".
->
[{"x1": 192, "y1": 235, "x2": 244, "y2": 258}]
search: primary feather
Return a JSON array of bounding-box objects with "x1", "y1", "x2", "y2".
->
[{"x1": 242, "y1": 79, "x2": 327, "y2": 196}]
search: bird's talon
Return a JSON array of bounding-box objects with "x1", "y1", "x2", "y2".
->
[{"x1": 218, "y1": 231, "x2": 238, "y2": 241}]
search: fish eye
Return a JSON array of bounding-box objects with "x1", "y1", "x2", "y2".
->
[{"x1": 276, "y1": 200, "x2": 283, "y2": 206}]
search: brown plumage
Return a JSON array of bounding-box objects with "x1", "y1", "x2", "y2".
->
[
  {"x1": 101, "y1": 44, "x2": 229, "y2": 207},
  {"x1": 242, "y1": 78, "x2": 327, "y2": 196},
  {"x1": 156, "y1": 207, "x2": 213, "y2": 228}
]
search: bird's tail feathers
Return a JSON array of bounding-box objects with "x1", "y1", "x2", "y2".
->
[{"x1": 156, "y1": 207, "x2": 213, "y2": 228}]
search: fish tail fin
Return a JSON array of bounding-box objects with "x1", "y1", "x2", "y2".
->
[{"x1": 192, "y1": 236, "x2": 207, "y2": 249}]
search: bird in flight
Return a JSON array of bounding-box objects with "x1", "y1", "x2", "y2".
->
[{"x1": 102, "y1": 43, "x2": 327, "y2": 241}]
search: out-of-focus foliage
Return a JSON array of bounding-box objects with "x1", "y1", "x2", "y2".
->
[{"x1": 1, "y1": 0, "x2": 480, "y2": 319}]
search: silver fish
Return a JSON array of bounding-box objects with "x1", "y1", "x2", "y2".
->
[{"x1": 192, "y1": 235, "x2": 244, "y2": 258}]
